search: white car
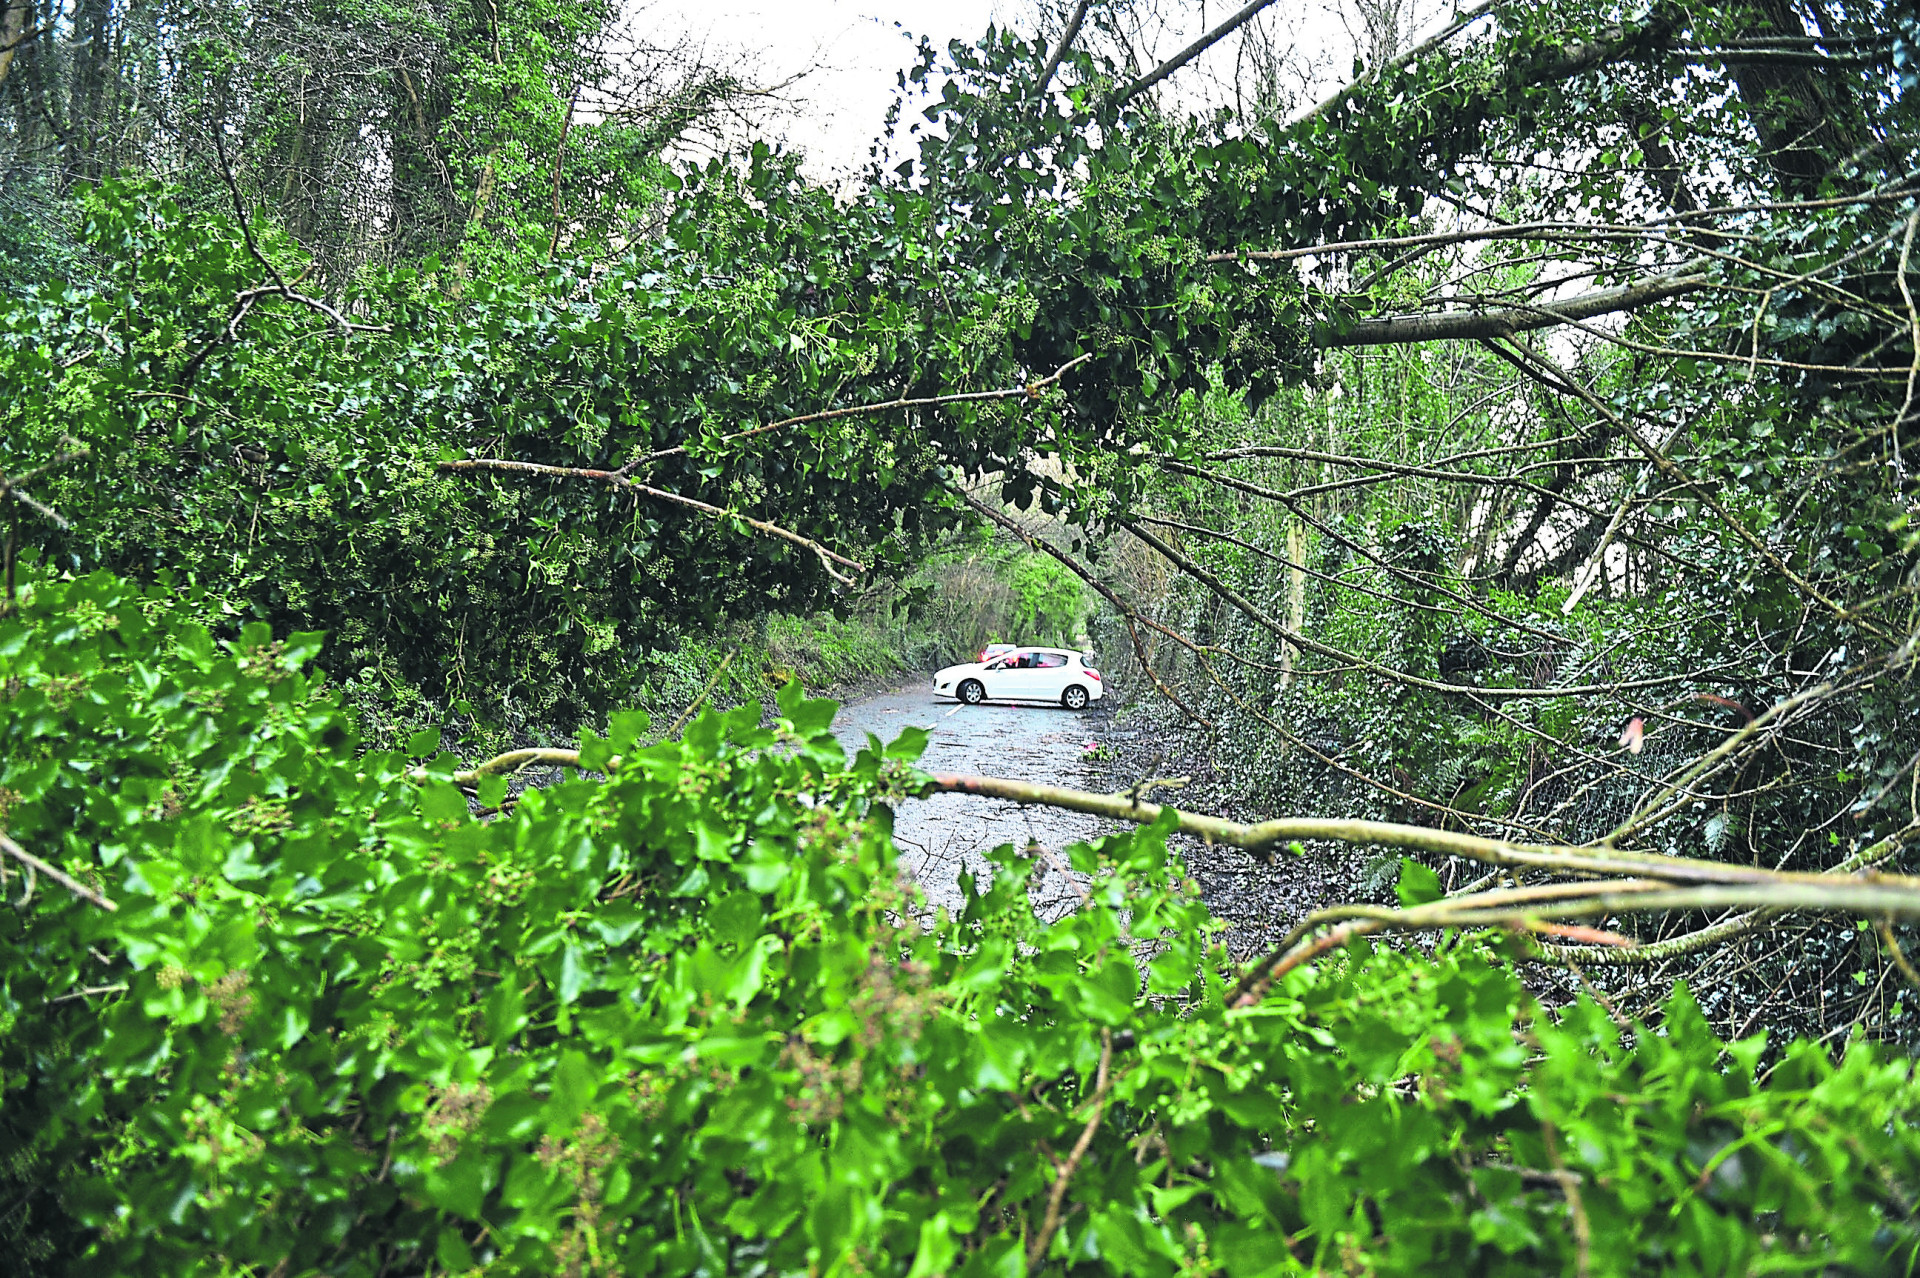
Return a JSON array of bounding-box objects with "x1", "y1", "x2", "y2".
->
[{"x1": 933, "y1": 647, "x2": 1105, "y2": 710}]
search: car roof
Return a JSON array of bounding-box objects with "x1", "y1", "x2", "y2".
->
[{"x1": 1014, "y1": 647, "x2": 1088, "y2": 657}]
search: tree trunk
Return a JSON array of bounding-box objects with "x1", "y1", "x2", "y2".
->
[
  {"x1": 1728, "y1": 0, "x2": 1872, "y2": 195},
  {"x1": 1278, "y1": 516, "x2": 1307, "y2": 690},
  {"x1": 0, "y1": 0, "x2": 31, "y2": 92}
]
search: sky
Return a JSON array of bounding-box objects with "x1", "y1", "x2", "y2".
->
[
  {"x1": 637, "y1": 0, "x2": 1018, "y2": 179},
  {"x1": 629, "y1": 1, "x2": 1471, "y2": 179}
]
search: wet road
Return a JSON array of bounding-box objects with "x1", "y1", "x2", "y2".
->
[{"x1": 831, "y1": 680, "x2": 1114, "y2": 915}]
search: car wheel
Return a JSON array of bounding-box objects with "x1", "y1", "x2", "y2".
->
[
  {"x1": 958, "y1": 679, "x2": 985, "y2": 705},
  {"x1": 1061, "y1": 685, "x2": 1089, "y2": 710}
]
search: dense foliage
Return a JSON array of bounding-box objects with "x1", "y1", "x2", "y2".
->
[
  {"x1": 7, "y1": 570, "x2": 1920, "y2": 1275},
  {"x1": 4, "y1": 0, "x2": 1920, "y2": 1268}
]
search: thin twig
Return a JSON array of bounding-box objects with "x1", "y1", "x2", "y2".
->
[
  {"x1": 665, "y1": 651, "x2": 738, "y2": 738},
  {"x1": 1492, "y1": 338, "x2": 1877, "y2": 637},
  {"x1": 1602, "y1": 684, "x2": 1833, "y2": 845},
  {"x1": 181, "y1": 125, "x2": 388, "y2": 385},
  {"x1": 1119, "y1": 510, "x2": 1740, "y2": 700},
  {"x1": 1289, "y1": 0, "x2": 1505, "y2": 128},
  {"x1": 1111, "y1": 0, "x2": 1287, "y2": 104},
  {"x1": 1542, "y1": 1121, "x2": 1593, "y2": 1278},
  {"x1": 47, "y1": 983, "x2": 129, "y2": 1005},
  {"x1": 0, "y1": 832, "x2": 117, "y2": 911},
  {"x1": 1880, "y1": 920, "x2": 1920, "y2": 992},
  {"x1": 1027, "y1": 1029, "x2": 1113, "y2": 1272},
  {"x1": 1890, "y1": 206, "x2": 1919, "y2": 481}
]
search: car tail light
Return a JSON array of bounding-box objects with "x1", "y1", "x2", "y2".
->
[{"x1": 1086, "y1": 669, "x2": 1101, "y2": 681}]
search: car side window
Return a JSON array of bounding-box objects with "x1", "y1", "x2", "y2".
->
[{"x1": 1036, "y1": 653, "x2": 1068, "y2": 668}]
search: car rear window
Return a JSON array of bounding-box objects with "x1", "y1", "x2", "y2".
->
[{"x1": 1035, "y1": 653, "x2": 1068, "y2": 668}]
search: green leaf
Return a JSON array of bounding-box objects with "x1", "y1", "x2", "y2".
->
[
  {"x1": 608, "y1": 708, "x2": 651, "y2": 751},
  {"x1": 1395, "y1": 857, "x2": 1444, "y2": 907},
  {"x1": 557, "y1": 941, "x2": 590, "y2": 1005},
  {"x1": 884, "y1": 725, "x2": 929, "y2": 761}
]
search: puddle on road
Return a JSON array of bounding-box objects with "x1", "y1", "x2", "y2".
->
[{"x1": 832, "y1": 681, "x2": 1115, "y2": 915}]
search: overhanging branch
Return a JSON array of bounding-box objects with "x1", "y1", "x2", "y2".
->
[
  {"x1": 620, "y1": 353, "x2": 1093, "y2": 475},
  {"x1": 922, "y1": 770, "x2": 1919, "y2": 891},
  {"x1": 1323, "y1": 269, "x2": 1709, "y2": 347},
  {"x1": 438, "y1": 458, "x2": 866, "y2": 585}
]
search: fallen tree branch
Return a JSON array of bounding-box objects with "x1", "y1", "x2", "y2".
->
[
  {"x1": 920, "y1": 772, "x2": 1920, "y2": 894},
  {"x1": 923, "y1": 775, "x2": 1920, "y2": 979},
  {"x1": 1323, "y1": 268, "x2": 1709, "y2": 347},
  {"x1": 1207, "y1": 218, "x2": 1714, "y2": 265},
  {"x1": 1531, "y1": 828, "x2": 1907, "y2": 966},
  {"x1": 409, "y1": 748, "x2": 593, "y2": 787},
  {"x1": 619, "y1": 353, "x2": 1094, "y2": 475},
  {"x1": 437, "y1": 459, "x2": 865, "y2": 585},
  {"x1": 664, "y1": 651, "x2": 737, "y2": 738},
  {"x1": 400, "y1": 747, "x2": 1920, "y2": 986},
  {"x1": 1226, "y1": 831, "x2": 1920, "y2": 1006}
]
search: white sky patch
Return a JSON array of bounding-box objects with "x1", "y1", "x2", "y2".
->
[
  {"x1": 630, "y1": 1, "x2": 1468, "y2": 179},
  {"x1": 636, "y1": 0, "x2": 1017, "y2": 179}
]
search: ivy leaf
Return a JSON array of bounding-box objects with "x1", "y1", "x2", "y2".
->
[
  {"x1": 1395, "y1": 857, "x2": 1444, "y2": 908},
  {"x1": 557, "y1": 941, "x2": 590, "y2": 1005}
]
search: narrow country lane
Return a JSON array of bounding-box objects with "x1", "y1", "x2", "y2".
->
[{"x1": 830, "y1": 680, "x2": 1115, "y2": 915}]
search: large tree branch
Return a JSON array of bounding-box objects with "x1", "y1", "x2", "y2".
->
[
  {"x1": 1031, "y1": 0, "x2": 1092, "y2": 104},
  {"x1": 1111, "y1": 0, "x2": 1287, "y2": 105},
  {"x1": 930, "y1": 768, "x2": 1920, "y2": 1008},
  {"x1": 922, "y1": 771, "x2": 1920, "y2": 897},
  {"x1": 1026, "y1": 1028, "x2": 1113, "y2": 1273},
  {"x1": 1322, "y1": 268, "x2": 1709, "y2": 347}
]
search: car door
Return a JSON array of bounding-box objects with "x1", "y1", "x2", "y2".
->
[
  {"x1": 978, "y1": 651, "x2": 1022, "y2": 700},
  {"x1": 1031, "y1": 651, "x2": 1071, "y2": 700},
  {"x1": 984, "y1": 650, "x2": 1039, "y2": 700}
]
